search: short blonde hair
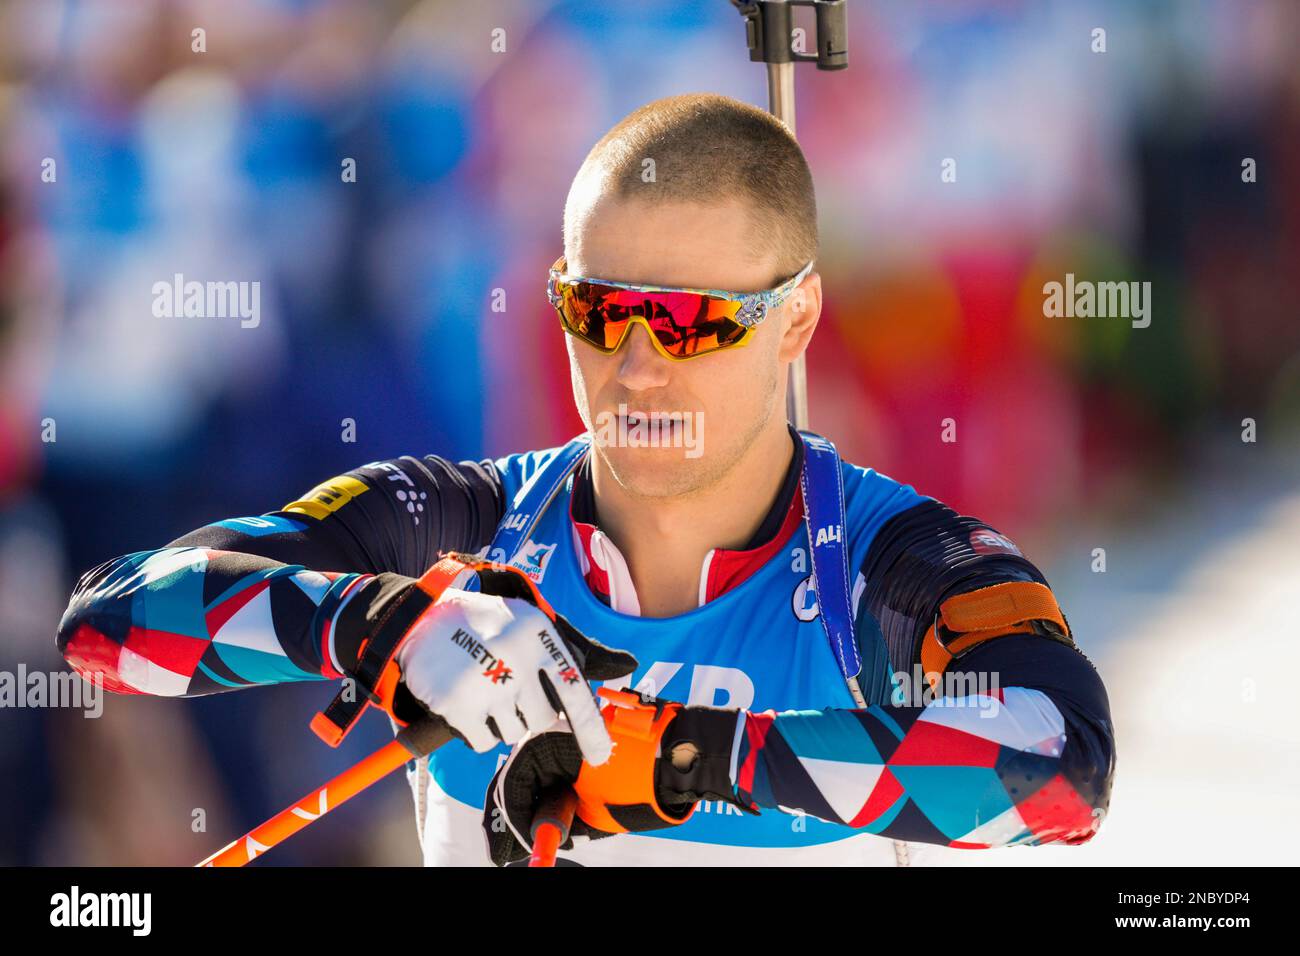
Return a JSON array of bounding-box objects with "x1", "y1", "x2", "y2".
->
[{"x1": 565, "y1": 93, "x2": 818, "y2": 283}]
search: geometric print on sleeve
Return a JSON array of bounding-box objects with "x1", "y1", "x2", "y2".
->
[
  {"x1": 58, "y1": 547, "x2": 371, "y2": 697},
  {"x1": 734, "y1": 687, "x2": 1103, "y2": 848}
]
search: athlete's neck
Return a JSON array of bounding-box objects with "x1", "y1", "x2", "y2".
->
[{"x1": 589, "y1": 419, "x2": 796, "y2": 617}]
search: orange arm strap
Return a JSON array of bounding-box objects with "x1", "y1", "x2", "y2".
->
[{"x1": 919, "y1": 580, "x2": 1070, "y2": 686}]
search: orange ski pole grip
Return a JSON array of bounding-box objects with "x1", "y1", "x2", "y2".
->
[{"x1": 572, "y1": 688, "x2": 690, "y2": 834}]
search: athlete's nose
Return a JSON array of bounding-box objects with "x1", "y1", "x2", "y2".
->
[{"x1": 615, "y1": 323, "x2": 672, "y2": 391}]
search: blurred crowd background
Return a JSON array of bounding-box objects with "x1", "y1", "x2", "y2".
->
[{"x1": 1, "y1": 0, "x2": 1297, "y2": 866}]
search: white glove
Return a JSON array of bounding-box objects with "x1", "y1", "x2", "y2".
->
[{"x1": 395, "y1": 588, "x2": 631, "y2": 764}]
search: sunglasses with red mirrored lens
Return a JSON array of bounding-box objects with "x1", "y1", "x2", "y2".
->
[{"x1": 547, "y1": 257, "x2": 813, "y2": 361}]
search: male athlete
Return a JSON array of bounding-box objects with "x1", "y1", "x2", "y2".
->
[{"x1": 57, "y1": 94, "x2": 1114, "y2": 867}]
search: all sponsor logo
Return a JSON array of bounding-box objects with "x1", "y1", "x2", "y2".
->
[
  {"x1": 501, "y1": 512, "x2": 532, "y2": 532},
  {"x1": 813, "y1": 524, "x2": 842, "y2": 546}
]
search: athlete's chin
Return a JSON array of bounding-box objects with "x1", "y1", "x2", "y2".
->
[{"x1": 600, "y1": 446, "x2": 716, "y2": 499}]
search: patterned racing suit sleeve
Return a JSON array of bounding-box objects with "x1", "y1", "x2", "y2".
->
[
  {"x1": 728, "y1": 500, "x2": 1114, "y2": 848},
  {"x1": 55, "y1": 456, "x2": 506, "y2": 695}
]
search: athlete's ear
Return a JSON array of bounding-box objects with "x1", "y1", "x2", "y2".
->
[{"x1": 777, "y1": 271, "x2": 821, "y2": 364}]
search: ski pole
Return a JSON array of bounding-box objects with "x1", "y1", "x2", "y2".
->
[
  {"x1": 729, "y1": 0, "x2": 848, "y2": 430},
  {"x1": 196, "y1": 716, "x2": 452, "y2": 867},
  {"x1": 528, "y1": 787, "x2": 579, "y2": 868}
]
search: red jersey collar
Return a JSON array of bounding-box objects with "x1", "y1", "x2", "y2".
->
[{"x1": 567, "y1": 431, "x2": 805, "y2": 614}]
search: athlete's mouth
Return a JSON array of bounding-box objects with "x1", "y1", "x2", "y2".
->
[
  {"x1": 619, "y1": 412, "x2": 688, "y2": 428},
  {"x1": 592, "y1": 406, "x2": 703, "y2": 456},
  {"x1": 615, "y1": 412, "x2": 698, "y2": 442}
]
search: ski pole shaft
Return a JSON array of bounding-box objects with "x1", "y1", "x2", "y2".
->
[
  {"x1": 197, "y1": 717, "x2": 452, "y2": 867},
  {"x1": 730, "y1": 0, "x2": 850, "y2": 430},
  {"x1": 768, "y1": 58, "x2": 809, "y2": 431},
  {"x1": 528, "y1": 788, "x2": 579, "y2": 868}
]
